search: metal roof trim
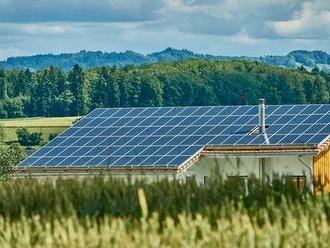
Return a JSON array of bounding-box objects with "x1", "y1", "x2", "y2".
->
[
  {"x1": 204, "y1": 144, "x2": 319, "y2": 151},
  {"x1": 13, "y1": 166, "x2": 178, "y2": 176},
  {"x1": 202, "y1": 150, "x2": 318, "y2": 157}
]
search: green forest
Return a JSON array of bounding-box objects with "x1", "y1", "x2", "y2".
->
[{"x1": 0, "y1": 59, "x2": 329, "y2": 118}]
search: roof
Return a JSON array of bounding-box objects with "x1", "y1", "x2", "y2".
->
[{"x1": 17, "y1": 104, "x2": 330, "y2": 173}]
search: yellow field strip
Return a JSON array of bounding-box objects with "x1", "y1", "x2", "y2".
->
[{"x1": 0, "y1": 117, "x2": 79, "y2": 127}]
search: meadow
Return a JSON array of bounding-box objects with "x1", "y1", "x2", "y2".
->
[
  {"x1": 1, "y1": 176, "x2": 330, "y2": 247},
  {"x1": 0, "y1": 117, "x2": 78, "y2": 143}
]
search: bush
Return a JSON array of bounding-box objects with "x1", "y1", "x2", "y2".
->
[
  {"x1": 0, "y1": 144, "x2": 25, "y2": 179},
  {"x1": 0, "y1": 123, "x2": 5, "y2": 143},
  {"x1": 16, "y1": 128, "x2": 42, "y2": 146},
  {"x1": 49, "y1": 133, "x2": 58, "y2": 141}
]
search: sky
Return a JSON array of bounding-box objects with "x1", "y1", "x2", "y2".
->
[{"x1": 0, "y1": 0, "x2": 329, "y2": 60}]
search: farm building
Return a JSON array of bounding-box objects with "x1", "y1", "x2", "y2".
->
[{"x1": 16, "y1": 99, "x2": 330, "y2": 193}]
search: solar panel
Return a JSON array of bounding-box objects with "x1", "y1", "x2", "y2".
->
[{"x1": 18, "y1": 104, "x2": 330, "y2": 169}]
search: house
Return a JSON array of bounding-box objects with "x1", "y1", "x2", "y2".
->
[{"x1": 16, "y1": 99, "x2": 330, "y2": 193}]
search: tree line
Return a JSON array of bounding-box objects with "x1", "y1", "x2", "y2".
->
[{"x1": 0, "y1": 60, "x2": 329, "y2": 118}]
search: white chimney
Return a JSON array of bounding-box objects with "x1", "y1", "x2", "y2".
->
[
  {"x1": 259, "y1": 98, "x2": 266, "y2": 134},
  {"x1": 259, "y1": 98, "x2": 269, "y2": 144}
]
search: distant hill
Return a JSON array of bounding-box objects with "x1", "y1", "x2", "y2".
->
[{"x1": 1, "y1": 48, "x2": 330, "y2": 72}]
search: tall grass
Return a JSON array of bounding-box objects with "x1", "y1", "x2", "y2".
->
[
  {"x1": 0, "y1": 176, "x2": 329, "y2": 247},
  {"x1": 1, "y1": 200, "x2": 330, "y2": 247},
  {"x1": 0, "y1": 176, "x2": 316, "y2": 220}
]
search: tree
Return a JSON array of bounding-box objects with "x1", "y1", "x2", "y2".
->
[
  {"x1": 138, "y1": 74, "x2": 163, "y2": 107},
  {"x1": 16, "y1": 128, "x2": 42, "y2": 146},
  {"x1": 162, "y1": 75, "x2": 182, "y2": 106},
  {"x1": 106, "y1": 67, "x2": 120, "y2": 107},
  {"x1": 194, "y1": 83, "x2": 217, "y2": 106},
  {"x1": 127, "y1": 71, "x2": 141, "y2": 107},
  {"x1": 91, "y1": 67, "x2": 108, "y2": 108},
  {"x1": 0, "y1": 144, "x2": 25, "y2": 179},
  {"x1": 3, "y1": 97, "x2": 27, "y2": 118},
  {"x1": 68, "y1": 64, "x2": 90, "y2": 115},
  {"x1": 0, "y1": 101, "x2": 7, "y2": 118},
  {"x1": 53, "y1": 90, "x2": 74, "y2": 116},
  {"x1": 312, "y1": 77, "x2": 329, "y2": 103},
  {"x1": 0, "y1": 70, "x2": 8, "y2": 100},
  {"x1": 31, "y1": 66, "x2": 65, "y2": 116},
  {"x1": 311, "y1": 67, "x2": 320, "y2": 75},
  {"x1": 0, "y1": 59, "x2": 329, "y2": 118},
  {"x1": 118, "y1": 72, "x2": 129, "y2": 107},
  {"x1": 13, "y1": 69, "x2": 33, "y2": 97},
  {"x1": 92, "y1": 67, "x2": 120, "y2": 108}
]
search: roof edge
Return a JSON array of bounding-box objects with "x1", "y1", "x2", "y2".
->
[
  {"x1": 204, "y1": 144, "x2": 318, "y2": 150},
  {"x1": 13, "y1": 166, "x2": 178, "y2": 177},
  {"x1": 317, "y1": 134, "x2": 330, "y2": 154}
]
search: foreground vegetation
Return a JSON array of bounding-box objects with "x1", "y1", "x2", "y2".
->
[
  {"x1": 3, "y1": 207, "x2": 330, "y2": 247},
  {"x1": 0, "y1": 176, "x2": 329, "y2": 246}
]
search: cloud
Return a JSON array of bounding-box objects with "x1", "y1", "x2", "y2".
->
[
  {"x1": 0, "y1": 0, "x2": 329, "y2": 59},
  {"x1": 0, "y1": 0, "x2": 329, "y2": 40},
  {"x1": 269, "y1": 2, "x2": 330, "y2": 39},
  {"x1": 0, "y1": 0, "x2": 165, "y2": 22},
  {"x1": 161, "y1": 0, "x2": 330, "y2": 40}
]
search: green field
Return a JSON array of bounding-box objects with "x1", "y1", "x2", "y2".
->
[{"x1": 0, "y1": 117, "x2": 79, "y2": 143}]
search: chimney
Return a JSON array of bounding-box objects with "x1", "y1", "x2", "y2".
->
[
  {"x1": 259, "y1": 98, "x2": 270, "y2": 144},
  {"x1": 259, "y1": 98, "x2": 266, "y2": 134}
]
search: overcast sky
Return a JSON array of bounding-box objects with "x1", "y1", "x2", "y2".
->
[{"x1": 0, "y1": 0, "x2": 329, "y2": 60}]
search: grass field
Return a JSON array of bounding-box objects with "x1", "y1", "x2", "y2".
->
[{"x1": 0, "y1": 117, "x2": 79, "y2": 143}]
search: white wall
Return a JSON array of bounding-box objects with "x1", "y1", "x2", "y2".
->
[
  {"x1": 18, "y1": 154, "x2": 313, "y2": 191},
  {"x1": 178, "y1": 154, "x2": 313, "y2": 187},
  {"x1": 265, "y1": 156, "x2": 312, "y2": 178}
]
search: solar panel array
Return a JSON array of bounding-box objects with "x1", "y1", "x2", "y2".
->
[{"x1": 19, "y1": 104, "x2": 330, "y2": 169}]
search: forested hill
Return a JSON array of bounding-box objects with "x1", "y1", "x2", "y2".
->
[
  {"x1": 0, "y1": 48, "x2": 330, "y2": 72},
  {"x1": 0, "y1": 59, "x2": 329, "y2": 119}
]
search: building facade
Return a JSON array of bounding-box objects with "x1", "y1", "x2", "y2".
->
[{"x1": 16, "y1": 101, "x2": 330, "y2": 193}]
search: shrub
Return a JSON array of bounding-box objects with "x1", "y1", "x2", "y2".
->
[
  {"x1": 0, "y1": 122, "x2": 5, "y2": 143},
  {"x1": 49, "y1": 133, "x2": 58, "y2": 141},
  {"x1": 0, "y1": 144, "x2": 25, "y2": 179},
  {"x1": 16, "y1": 128, "x2": 42, "y2": 146}
]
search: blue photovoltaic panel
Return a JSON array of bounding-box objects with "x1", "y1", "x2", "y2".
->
[{"x1": 18, "y1": 104, "x2": 330, "y2": 169}]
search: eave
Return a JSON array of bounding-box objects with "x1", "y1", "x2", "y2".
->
[
  {"x1": 176, "y1": 143, "x2": 325, "y2": 175},
  {"x1": 13, "y1": 166, "x2": 178, "y2": 178}
]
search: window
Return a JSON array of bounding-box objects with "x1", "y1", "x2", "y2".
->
[
  {"x1": 227, "y1": 176, "x2": 249, "y2": 194},
  {"x1": 203, "y1": 176, "x2": 209, "y2": 185},
  {"x1": 227, "y1": 176, "x2": 248, "y2": 184},
  {"x1": 186, "y1": 176, "x2": 195, "y2": 183},
  {"x1": 287, "y1": 176, "x2": 306, "y2": 191}
]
